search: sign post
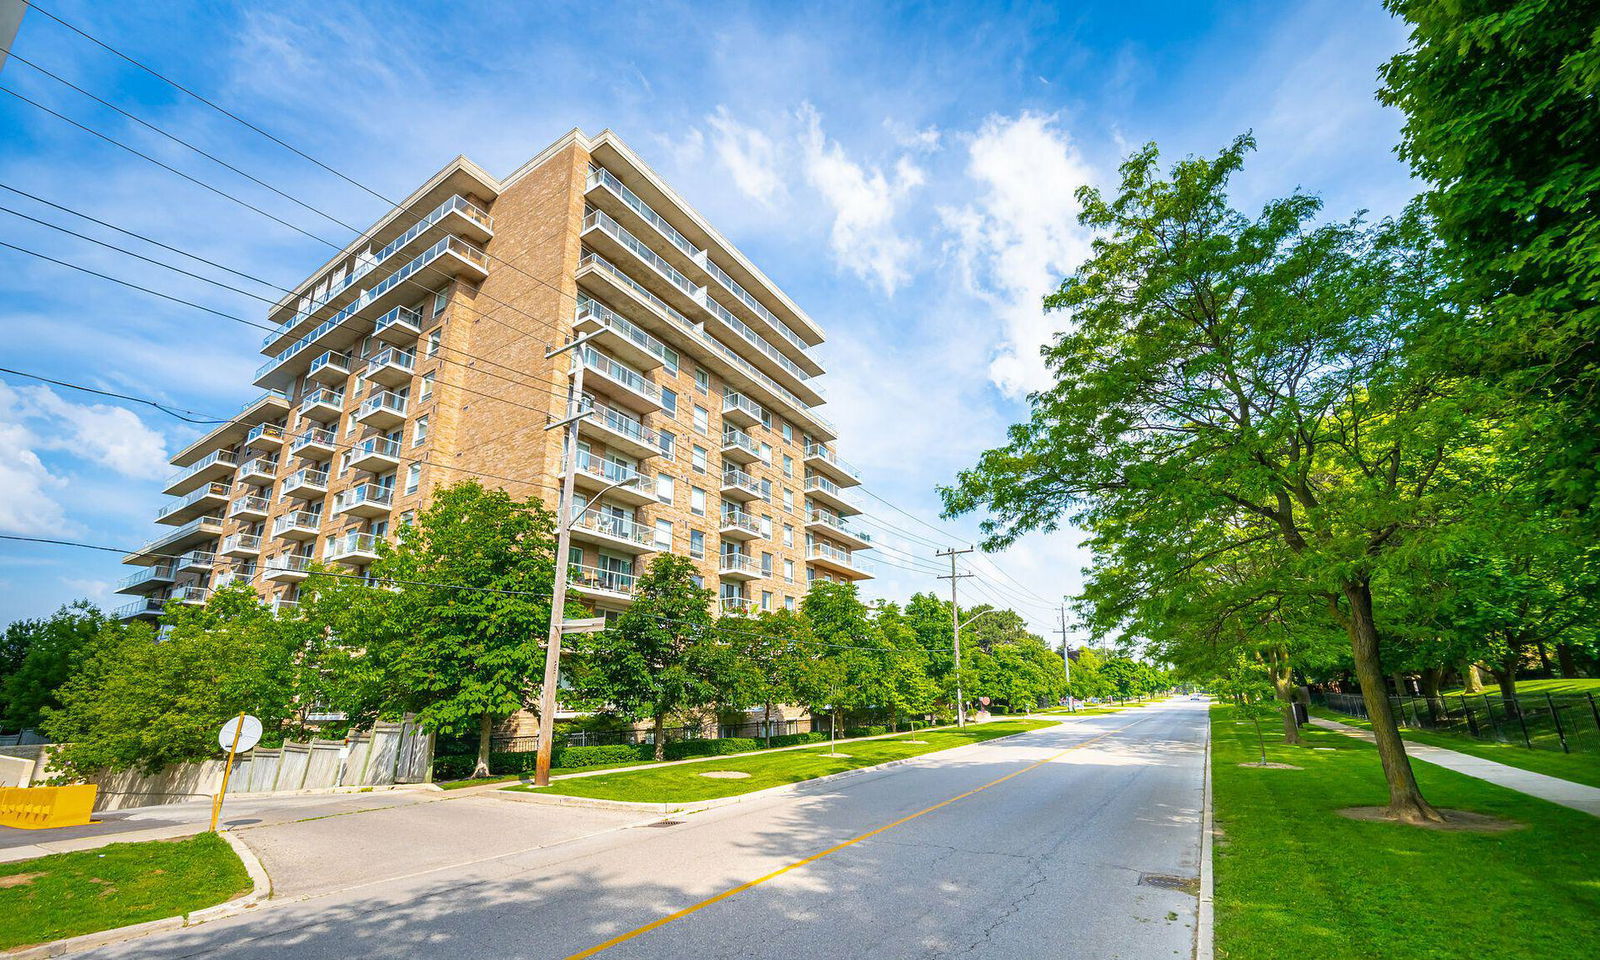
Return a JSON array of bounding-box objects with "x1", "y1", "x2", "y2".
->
[{"x1": 209, "y1": 713, "x2": 261, "y2": 832}]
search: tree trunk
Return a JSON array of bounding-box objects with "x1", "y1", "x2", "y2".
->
[
  {"x1": 1266, "y1": 645, "x2": 1301, "y2": 745},
  {"x1": 1341, "y1": 580, "x2": 1442, "y2": 823},
  {"x1": 652, "y1": 714, "x2": 666, "y2": 761},
  {"x1": 1491, "y1": 656, "x2": 1518, "y2": 702},
  {"x1": 1461, "y1": 662, "x2": 1484, "y2": 694},
  {"x1": 473, "y1": 712, "x2": 493, "y2": 780},
  {"x1": 1556, "y1": 643, "x2": 1580, "y2": 679},
  {"x1": 1419, "y1": 666, "x2": 1446, "y2": 717},
  {"x1": 1534, "y1": 641, "x2": 1553, "y2": 676},
  {"x1": 762, "y1": 701, "x2": 774, "y2": 743},
  {"x1": 1391, "y1": 671, "x2": 1409, "y2": 698}
]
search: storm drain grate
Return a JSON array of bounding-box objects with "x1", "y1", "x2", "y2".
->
[
  {"x1": 645, "y1": 819, "x2": 685, "y2": 828},
  {"x1": 1139, "y1": 872, "x2": 1200, "y2": 895}
]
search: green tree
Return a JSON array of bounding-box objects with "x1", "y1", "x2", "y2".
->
[
  {"x1": 802, "y1": 581, "x2": 893, "y2": 731},
  {"x1": 873, "y1": 602, "x2": 940, "y2": 730},
  {"x1": 1, "y1": 601, "x2": 104, "y2": 731},
  {"x1": 942, "y1": 137, "x2": 1481, "y2": 822},
  {"x1": 43, "y1": 585, "x2": 303, "y2": 778},
  {"x1": 726, "y1": 610, "x2": 806, "y2": 741},
  {"x1": 355, "y1": 480, "x2": 560, "y2": 778},
  {"x1": 578, "y1": 554, "x2": 717, "y2": 760},
  {"x1": 1380, "y1": 1, "x2": 1600, "y2": 509}
]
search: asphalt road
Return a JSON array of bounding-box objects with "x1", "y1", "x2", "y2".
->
[{"x1": 86, "y1": 699, "x2": 1209, "y2": 960}]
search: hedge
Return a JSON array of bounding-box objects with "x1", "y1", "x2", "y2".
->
[
  {"x1": 663, "y1": 737, "x2": 759, "y2": 760},
  {"x1": 766, "y1": 732, "x2": 829, "y2": 747},
  {"x1": 843, "y1": 725, "x2": 888, "y2": 738}
]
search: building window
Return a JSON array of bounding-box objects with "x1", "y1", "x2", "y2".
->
[
  {"x1": 427, "y1": 329, "x2": 442, "y2": 357},
  {"x1": 661, "y1": 387, "x2": 678, "y2": 418},
  {"x1": 694, "y1": 368, "x2": 709, "y2": 394},
  {"x1": 761, "y1": 552, "x2": 774, "y2": 576},
  {"x1": 406, "y1": 463, "x2": 421, "y2": 494},
  {"x1": 783, "y1": 524, "x2": 794, "y2": 547},
  {"x1": 692, "y1": 445, "x2": 708, "y2": 473},
  {"x1": 784, "y1": 559, "x2": 795, "y2": 583},
  {"x1": 689, "y1": 529, "x2": 705, "y2": 558},
  {"x1": 761, "y1": 591, "x2": 773, "y2": 611},
  {"x1": 782, "y1": 488, "x2": 793, "y2": 512},
  {"x1": 785, "y1": 595, "x2": 796, "y2": 611},
  {"x1": 399, "y1": 510, "x2": 416, "y2": 527},
  {"x1": 420, "y1": 371, "x2": 434, "y2": 401},
  {"x1": 656, "y1": 474, "x2": 674, "y2": 504},
  {"x1": 693, "y1": 406, "x2": 709, "y2": 434},
  {"x1": 759, "y1": 443, "x2": 772, "y2": 465},
  {"x1": 782, "y1": 422, "x2": 793, "y2": 443},
  {"x1": 413, "y1": 414, "x2": 429, "y2": 446},
  {"x1": 654, "y1": 519, "x2": 673, "y2": 549},
  {"x1": 690, "y1": 487, "x2": 706, "y2": 516},
  {"x1": 659, "y1": 429, "x2": 676, "y2": 459},
  {"x1": 432, "y1": 291, "x2": 449, "y2": 316},
  {"x1": 782, "y1": 454, "x2": 793, "y2": 477},
  {"x1": 759, "y1": 516, "x2": 773, "y2": 538}
]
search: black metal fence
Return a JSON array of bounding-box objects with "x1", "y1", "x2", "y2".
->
[
  {"x1": 1313, "y1": 690, "x2": 1600, "y2": 755},
  {"x1": 490, "y1": 718, "x2": 820, "y2": 753}
]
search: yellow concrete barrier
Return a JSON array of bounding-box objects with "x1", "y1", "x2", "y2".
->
[{"x1": 0, "y1": 784, "x2": 98, "y2": 829}]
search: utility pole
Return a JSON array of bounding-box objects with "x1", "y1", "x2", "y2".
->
[
  {"x1": 534, "y1": 332, "x2": 598, "y2": 788},
  {"x1": 1056, "y1": 605, "x2": 1073, "y2": 712},
  {"x1": 936, "y1": 547, "x2": 974, "y2": 727},
  {"x1": 0, "y1": 0, "x2": 24, "y2": 75}
]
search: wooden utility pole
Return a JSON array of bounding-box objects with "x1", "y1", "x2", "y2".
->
[{"x1": 936, "y1": 547, "x2": 974, "y2": 727}]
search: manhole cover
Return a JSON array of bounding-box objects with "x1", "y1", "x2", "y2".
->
[
  {"x1": 644, "y1": 820, "x2": 684, "y2": 828},
  {"x1": 1139, "y1": 873, "x2": 1199, "y2": 894}
]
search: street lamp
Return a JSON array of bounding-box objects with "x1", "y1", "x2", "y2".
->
[{"x1": 953, "y1": 607, "x2": 999, "y2": 727}]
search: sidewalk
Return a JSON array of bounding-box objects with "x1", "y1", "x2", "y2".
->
[{"x1": 1308, "y1": 716, "x2": 1600, "y2": 817}]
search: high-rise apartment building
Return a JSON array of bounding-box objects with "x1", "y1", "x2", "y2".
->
[{"x1": 114, "y1": 129, "x2": 871, "y2": 621}]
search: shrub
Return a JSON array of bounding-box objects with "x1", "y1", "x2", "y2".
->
[
  {"x1": 844, "y1": 725, "x2": 888, "y2": 738},
  {"x1": 553, "y1": 744, "x2": 647, "y2": 768},
  {"x1": 431, "y1": 753, "x2": 476, "y2": 781},
  {"x1": 663, "y1": 737, "x2": 759, "y2": 760},
  {"x1": 767, "y1": 732, "x2": 828, "y2": 747}
]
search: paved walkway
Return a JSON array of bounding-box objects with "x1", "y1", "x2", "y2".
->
[{"x1": 1308, "y1": 716, "x2": 1600, "y2": 817}]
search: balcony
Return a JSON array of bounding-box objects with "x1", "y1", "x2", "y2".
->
[
  {"x1": 722, "y1": 392, "x2": 763, "y2": 429},
  {"x1": 270, "y1": 597, "x2": 300, "y2": 615},
  {"x1": 809, "y1": 541, "x2": 870, "y2": 579},
  {"x1": 804, "y1": 444, "x2": 860, "y2": 488},
  {"x1": 373, "y1": 304, "x2": 423, "y2": 344},
  {"x1": 573, "y1": 297, "x2": 672, "y2": 371},
  {"x1": 244, "y1": 422, "x2": 287, "y2": 452},
  {"x1": 307, "y1": 350, "x2": 352, "y2": 385},
  {"x1": 719, "y1": 508, "x2": 762, "y2": 541},
  {"x1": 568, "y1": 509, "x2": 656, "y2": 554},
  {"x1": 114, "y1": 597, "x2": 165, "y2": 621},
  {"x1": 581, "y1": 208, "x2": 706, "y2": 312},
  {"x1": 170, "y1": 391, "x2": 290, "y2": 467},
  {"x1": 720, "y1": 468, "x2": 762, "y2": 502},
  {"x1": 720, "y1": 428, "x2": 760, "y2": 465},
  {"x1": 300, "y1": 387, "x2": 345, "y2": 422},
  {"x1": 577, "y1": 398, "x2": 671, "y2": 462},
  {"x1": 580, "y1": 347, "x2": 663, "y2": 413},
  {"x1": 569, "y1": 564, "x2": 636, "y2": 606},
  {"x1": 364, "y1": 346, "x2": 415, "y2": 388},
  {"x1": 572, "y1": 452, "x2": 655, "y2": 506},
  {"x1": 220, "y1": 533, "x2": 263, "y2": 559},
  {"x1": 327, "y1": 531, "x2": 381, "y2": 564},
  {"x1": 163, "y1": 449, "x2": 238, "y2": 497},
  {"x1": 283, "y1": 467, "x2": 330, "y2": 499},
  {"x1": 336, "y1": 483, "x2": 394, "y2": 518},
  {"x1": 718, "y1": 552, "x2": 761, "y2": 581},
  {"x1": 272, "y1": 510, "x2": 322, "y2": 540},
  {"x1": 575, "y1": 250, "x2": 703, "y2": 346},
  {"x1": 806, "y1": 510, "x2": 872, "y2": 551},
  {"x1": 350, "y1": 435, "x2": 401, "y2": 473},
  {"x1": 585, "y1": 164, "x2": 703, "y2": 264},
  {"x1": 116, "y1": 563, "x2": 174, "y2": 595},
  {"x1": 719, "y1": 596, "x2": 755, "y2": 617},
  {"x1": 228, "y1": 495, "x2": 271, "y2": 522},
  {"x1": 291, "y1": 426, "x2": 337, "y2": 459},
  {"x1": 214, "y1": 564, "x2": 255, "y2": 589},
  {"x1": 804, "y1": 475, "x2": 859, "y2": 516},
  {"x1": 236, "y1": 456, "x2": 279, "y2": 486},
  {"x1": 172, "y1": 549, "x2": 216, "y2": 575},
  {"x1": 155, "y1": 481, "x2": 230, "y2": 525},
  {"x1": 167, "y1": 584, "x2": 212, "y2": 606},
  {"x1": 123, "y1": 517, "x2": 223, "y2": 564},
  {"x1": 263, "y1": 554, "x2": 313, "y2": 583},
  {"x1": 356, "y1": 391, "x2": 407, "y2": 429},
  {"x1": 700, "y1": 293, "x2": 824, "y2": 396}
]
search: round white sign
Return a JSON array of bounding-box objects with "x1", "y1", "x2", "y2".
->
[{"x1": 218, "y1": 715, "x2": 263, "y2": 753}]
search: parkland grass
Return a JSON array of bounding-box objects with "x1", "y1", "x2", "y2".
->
[
  {"x1": 1309, "y1": 707, "x2": 1600, "y2": 789},
  {"x1": 1440, "y1": 678, "x2": 1600, "y2": 699},
  {"x1": 1212, "y1": 704, "x2": 1600, "y2": 960},
  {"x1": 511, "y1": 719, "x2": 1052, "y2": 803},
  {"x1": 0, "y1": 833, "x2": 249, "y2": 951}
]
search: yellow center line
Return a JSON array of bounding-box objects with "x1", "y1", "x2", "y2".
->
[{"x1": 565, "y1": 719, "x2": 1144, "y2": 959}]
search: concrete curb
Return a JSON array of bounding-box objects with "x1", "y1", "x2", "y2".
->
[
  {"x1": 1194, "y1": 707, "x2": 1215, "y2": 960},
  {"x1": 7, "y1": 831, "x2": 272, "y2": 959},
  {"x1": 498, "y1": 726, "x2": 1051, "y2": 816}
]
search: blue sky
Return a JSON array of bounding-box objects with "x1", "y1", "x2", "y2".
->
[{"x1": 0, "y1": 0, "x2": 1416, "y2": 635}]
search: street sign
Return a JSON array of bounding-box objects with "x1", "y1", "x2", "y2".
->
[
  {"x1": 560, "y1": 617, "x2": 608, "y2": 634},
  {"x1": 218, "y1": 715, "x2": 262, "y2": 753}
]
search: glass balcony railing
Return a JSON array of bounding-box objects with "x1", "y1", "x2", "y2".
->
[
  {"x1": 272, "y1": 510, "x2": 322, "y2": 536},
  {"x1": 291, "y1": 427, "x2": 337, "y2": 453},
  {"x1": 723, "y1": 392, "x2": 764, "y2": 421},
  {"x1": 719, "y1": 552, "x2": 760, "y2": 575},
  {"x1": 721, "y1": 468, "x2": 761, "y2": 494},
  {"x1": 328, "y1": 531, "x2": 381, "y2": 559},
  {"x1": 165, "y1": 449, "x2": 237, "y2": 487},
  {"x1": 720, "y1": 508, "x2": 762, "y2": 536},
  {"x1": 583, "y1": 209, "x2": 703, "y2": 301},
  {"x1": 805, "y1": 475, "x2": 846, "y2": 499},
  {"x1": 587, "y1": 165, "x2": 701, "y2": 260},
  {"x1": 117, "y1": 564, "x2": 174, "y2": 589},
  {"x1": 365, "y1": 345, "x2": 415, "y2": 374},
  {"x1": 570, "y1": 563, "x2": 637, "y2": 596},
  {"x1": 155, "y1": 482, "x2": 228, "y2": 520},
  {"x1": 569, "y1": 509, "x2": 654, "y2": 548},
  {"x1": 703, "y1": 256, "x2": 810, "y2": 354},
  {"x1": 574, "y1": 451, "x2": 651, "y2": 489},
  {"x1": 301, "y1": 386, "x2": 345, "y2": 411},
  {"x1": 259, "y1": 305, "x2": 424, "y2": 380},
  {"x1": 267, "y1": 196, "x2": 493, "y2": 339},
  {"x1": 578, "y1": 251, "x2": 701, "y2": 336},
  {"x1": 337, "y1": 483, "x2": 394, "y2": 512},
  {"x1": 578, "y1": 397, "x2": 674, "y2": 458},
  {"x1": 810, "y1": 541, "x2": 858, "y2": 567},
  {"x1": 575, "y1": 296, "x2": 677, "y2": 368},
  {"x1": 721, "y1": 428, "x2": 759, "y2": 457},
  {"x1": 581, "y1": 347, "x2": 661, "y2": 403},
  {"x1": 358, "y1": 391, "x2": 408, "y2": 421},
  {"x1": 702, "y1": 293, "x2": 816, "y2": 390}
]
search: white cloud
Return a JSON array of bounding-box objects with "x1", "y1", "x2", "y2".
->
[
  {"x1": 798, "y1": 103, "x2": 926, "y2": 296},
  {"x1": 0, "y1": 382, "x2": 171, "y2": 496},
  {"x1": 938, "y1": 112, "x2": 1096, "y2": 397},
  {"x1": 0, "y1": 418, "x2": 70, "y2": 536},
  {"x1": 706, "y1": 107, "x2": 788, "y2": 206}
]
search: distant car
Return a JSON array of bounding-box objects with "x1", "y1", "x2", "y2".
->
[{"x1": 1189, "y1": 695, "x2": 1205, "y2": 700}]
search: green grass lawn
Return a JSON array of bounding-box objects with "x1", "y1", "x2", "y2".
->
[
  {"x1": 1212, "y1": 704, "x2": 1600, "y2": 960},
  {"x1": 1308, "y1": 707, "x2": 1600, "y2": 789},
  {"x1": 1441, "y1": 678, "x2": 1600, "y2": 699},
  {"x1": 510, "y1": 719, "x2": 1053, "y2": 803},
  {"x1": 0, "y1": 834, "x2": 249, "y2": 951},
  {"x1": 438, "y1": 759, "x2": 660, "y2": 790}
]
